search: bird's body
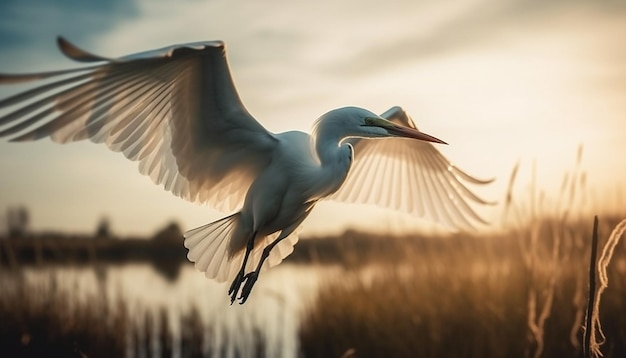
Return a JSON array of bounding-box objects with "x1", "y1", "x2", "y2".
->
[
  {"x1": 230, "y1": 130, "x2": 328, "y2": 253},
  {"x1": 0, "y1": 38, "x2": 492, "y2": 304}
]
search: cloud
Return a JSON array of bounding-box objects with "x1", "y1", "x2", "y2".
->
[
  {"x1": 0, "y1": 0, "x2": 138, "y2": 47},
  {"x1": 320, "y1": 0, "x2": 626, "y2": 77},
  {"x1": 1, "y1": 0, "x2": 626, "y2": 235},
  {"x1": 0, "y1": 0, "x2": 139, "y2": 74}
]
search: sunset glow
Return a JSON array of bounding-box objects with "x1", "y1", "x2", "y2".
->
[{"x1": 1, "y1": 0, "x2": 625, "y2": 236}]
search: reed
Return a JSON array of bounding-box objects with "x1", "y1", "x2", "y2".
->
[
  {"x1": 300, "y1": 150, "x2": 626, "y2": 358},
  {"x1": 586, "y1": 218, "x2": 626, "y2": 358},
  {"x1": 0, "y1": 274, "x2": 227, "y2": 357},
  {"x1": 299, "y1": 216, "x2": 626, "y2": 358},
  {"x1": 0, "y1": 274, "x2": 128, "y2": 357}
]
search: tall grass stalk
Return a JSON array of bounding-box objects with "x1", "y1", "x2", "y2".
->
[
  {"x1": 587, "y1": 218, "x2": 626, "y2": 357},
  {"x1": 502, "y1": 149, "x2": 595, "y2": 358},
  {"x1": 501, "y1": 160, "x2": 521, "y2": 227},
  {"x1": 584, "y1": 216, "x2": 599, "y2": 358}
]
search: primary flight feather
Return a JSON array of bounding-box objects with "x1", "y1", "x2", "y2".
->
[{"x1": 0, "y1": 37, "x2": 492, "y2": 304}]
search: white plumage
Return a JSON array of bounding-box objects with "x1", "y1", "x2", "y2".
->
[{"x1": 0, "y1": 37, "x2": 492, "y2": 304}]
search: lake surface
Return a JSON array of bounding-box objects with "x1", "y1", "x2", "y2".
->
[{"x1": 16, "y1": 262, "x2": 338, "y2": 358}]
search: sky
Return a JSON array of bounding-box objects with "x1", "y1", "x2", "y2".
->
[{"x1": 0, "y1": 0, "x2": 625, "y2": 237}]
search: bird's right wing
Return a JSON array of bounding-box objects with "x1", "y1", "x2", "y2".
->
[
  {"x1": 0, "y1": 37, "x2": 278, "y2": 212},
  {"x1": 329, "y1": 106, "x2": 494, "y2": 230}
]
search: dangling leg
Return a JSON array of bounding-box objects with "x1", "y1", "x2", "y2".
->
[
  {"x1": 228, "y1": 230, "x2": 257, "y2": 304},
  {"x1": 238, "y1": 233, "x2": 286, "y2": 304},
  {"x1": 238, "y1": 212, "x2": 311, "y2": 304}
]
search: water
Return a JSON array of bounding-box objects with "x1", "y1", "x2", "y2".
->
[{"x1": 17, "y1": 262, "x2": 335, "y2": 358}]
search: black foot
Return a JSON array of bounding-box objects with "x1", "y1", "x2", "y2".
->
[
  {"x1": 238, "y1": 271, "x2": 259, "y2": 305},
  {"x1": 228, "y1": 270, "x2": 246, "y2": 305}
]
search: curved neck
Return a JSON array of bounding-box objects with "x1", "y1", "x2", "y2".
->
[
  {"x1": 308, "y1": 118, "x2": 353, "y2": 198},
  {"x1": 312, "y1": 115, "x2": 352, "y2": 166}
]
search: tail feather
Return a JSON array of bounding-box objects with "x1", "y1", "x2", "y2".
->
[
  {"x1": 185, "y1": 215, "x2": 233, "y2": 261},
  {"x1": 183, "y1": 213, "x2": 302, "y2": 283},
  {"x1": 197, "y1": 216, "x2": 236, "y2": 272},
  {"x1": 184, "y1": 213, "x2": 242, "y2": 282}
]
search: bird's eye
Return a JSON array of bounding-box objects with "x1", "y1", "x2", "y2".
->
[{"x1": 364, "y1": 117, "x2": 375, "y2": 126}]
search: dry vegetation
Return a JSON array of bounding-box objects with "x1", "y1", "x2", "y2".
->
[
  {"x1": 3, "y1": 214, "x2": 624, "y2": 357},
  {"x1": 300, "y1": 152, "x2": 626, "y2": 358},
  {"x1": 299, "y1": 216, "x2": 626, "y2": 358},
  {"x1": 0, "y1": 274, "x2": 129, "y2": 357},
  {"x1": 0, "y1": 274, "x2": 240, "y2": 358},
  {"x1": 1, "y1": 150, "x2": 625, "y2": 357}
]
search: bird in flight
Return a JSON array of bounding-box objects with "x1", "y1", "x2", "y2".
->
[{"x1": 0, "y1": 38, "x2": 492, "y2": 304}]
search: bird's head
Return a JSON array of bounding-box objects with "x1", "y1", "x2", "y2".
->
[{"x1": 317, "y1": 107, "x2": 447, "y2": 145}]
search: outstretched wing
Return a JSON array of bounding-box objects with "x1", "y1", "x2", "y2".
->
[
  {"x1": 0, "y1": 37, "x2": 278, "y2": 212},
  {"x1": 329, "y1": 106, "x2": 493, "y2": 229}
]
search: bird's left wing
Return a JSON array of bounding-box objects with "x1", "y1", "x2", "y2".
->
[
  {"x1": 0, "y1": 37, "x2": 278, "y2": 212},
  {"x1": 328, "y1": 106, "x2": 493, "y2": 229}
]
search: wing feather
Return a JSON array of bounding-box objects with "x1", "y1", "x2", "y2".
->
[
  {"x1": 420, "y1": 145, "x2": 489, "y2": 224},
  {"x1": 330, "y1": 106, "x2": 493, "y2": 229},
  {"x1": 399, "y1": 144, "x2": 413, "y2": 213},
  {"x1": 5, "y1": 67, "x2": 153, "y2": 141},
  {"x1": 0, "y1": 37, "x2": 278, "y2": 212},
  {"x1": 413, "y1": 145, "x2": 443, "y2": 223}
]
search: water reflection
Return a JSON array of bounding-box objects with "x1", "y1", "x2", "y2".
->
[{"x1": 16, "y1": 262, "x2": 331, "y2": 358}]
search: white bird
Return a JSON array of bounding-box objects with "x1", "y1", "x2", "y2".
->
[{"x1": 0, "y1": 38, "x2": 492, "y2": 304}]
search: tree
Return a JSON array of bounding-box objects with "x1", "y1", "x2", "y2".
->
[
  {"x1": 94, "y1": 216, "x2": 113, "y2": 239},
  {"x1": 7, "y1": 207, "x2": 29, "y2": 238},
  {"x1": 151, "y1": 222, "x2": 183, "y2": 242}
]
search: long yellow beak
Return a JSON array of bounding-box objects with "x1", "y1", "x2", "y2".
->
[
  {"x1": 367, "y1": 117, "x2": 447, "y2": 145},
  {"x1": 384, "y1": 123, "x2": 447, "y2": 145}
]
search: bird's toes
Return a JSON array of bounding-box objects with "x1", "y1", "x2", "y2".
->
[
  {"x1": 228, "y1": 271, "x2": 245, "y2": 305},
  {"x1": 229, "y1": 288, "x2": 239, "y2": 305},
  {"x1": 238, "y1": 272, "x2": 259, "y2": 305},
  {"x1": 228, "y1": 277, "x2": 239, "y2": 296}
]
